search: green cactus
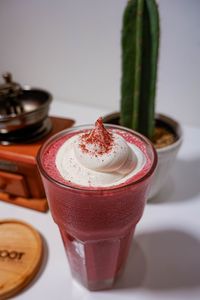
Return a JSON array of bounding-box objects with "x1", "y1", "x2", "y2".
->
[{"x1": 120, "y1": 0, "x2": 160, "y2": 139}]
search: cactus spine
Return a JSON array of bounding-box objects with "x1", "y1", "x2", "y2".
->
[{"x1": 120, "y1": 0, "x2": 160, "y2": 139}]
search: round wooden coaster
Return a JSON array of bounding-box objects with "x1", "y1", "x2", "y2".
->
[{"x1": 0, "y1": 219, "x2": 43, "y2": 300}]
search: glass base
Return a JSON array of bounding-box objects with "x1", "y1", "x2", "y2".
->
[
  {"x1": 59, "y1": 228, "x2": 134, "y2": 291},
  {"x1": 74, "y1": 274, "x2": 115, "y2": 291}
]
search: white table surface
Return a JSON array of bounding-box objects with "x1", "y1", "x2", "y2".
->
[{"x1": 1, "y1": 100, "x2": 200, "y2": 300}]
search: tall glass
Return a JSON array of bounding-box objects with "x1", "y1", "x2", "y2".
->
[{"x1": 37, "y1": 124, "x2": 157, "y2": 291}]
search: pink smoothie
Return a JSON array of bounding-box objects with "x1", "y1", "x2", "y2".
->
[{"x1": 37, "y1": 123, "x2": 157, "y2": 290}]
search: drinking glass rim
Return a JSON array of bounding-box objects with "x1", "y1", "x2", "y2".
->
[{"x1": 37, "y1": 123, "x2": 158, "y2": 193}]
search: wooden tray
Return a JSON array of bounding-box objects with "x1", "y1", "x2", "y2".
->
[{"x1": 0, "y1": 219, "x2": 43, "y2": 299}]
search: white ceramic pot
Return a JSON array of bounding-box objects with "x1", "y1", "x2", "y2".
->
[
  {"x1": 149, "y1": 114, "x2": 183, "y2": 199},
  {"x1": 102, "y1": 112, "x2": 183, "y2": 199}
]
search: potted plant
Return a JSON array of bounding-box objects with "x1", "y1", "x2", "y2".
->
[{"x1": 103, "y1": 0, "x2": 183, "y2": 198}]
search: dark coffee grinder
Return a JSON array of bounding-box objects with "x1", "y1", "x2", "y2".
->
[{"x1": 0, "y1": 73, "x2": 74, "y2": 212}]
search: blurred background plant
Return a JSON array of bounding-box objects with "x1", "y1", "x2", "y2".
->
[{"x1": 120, "y1": 0, "x2": 160, "y2": 140}]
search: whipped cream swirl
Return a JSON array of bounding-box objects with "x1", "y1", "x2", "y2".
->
[{"x1": 56, "y1": 118, "x2": 146, "y2": 187}]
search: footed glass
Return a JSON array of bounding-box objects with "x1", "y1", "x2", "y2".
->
[{"x1": 37, "y1": 124, "x2": 157, "y2": 290}]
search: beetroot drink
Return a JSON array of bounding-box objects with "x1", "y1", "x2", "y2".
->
[{"x1": 37, "y1": 118, "x2": 157, "y2": 290}]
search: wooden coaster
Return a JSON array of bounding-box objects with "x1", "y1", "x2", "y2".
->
[{"x1": 0, "y1": 219, "x2": 43, "y2": 300}]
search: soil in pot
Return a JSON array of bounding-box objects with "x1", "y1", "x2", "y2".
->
[
  {"x1": 152, "y1": 118, "x2": 177, "y2": 149},
  {"x1": 103, "y1": 113, "x2": 178, "y2": 149}
]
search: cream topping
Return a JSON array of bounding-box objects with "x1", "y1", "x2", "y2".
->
[{"x1": 55, "y1": 118, "x2": 146, "y2": 187}]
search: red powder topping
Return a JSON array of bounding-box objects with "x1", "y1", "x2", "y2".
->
[{"x1": 79, "y1": 117, "x2": 113, "y2": 155}]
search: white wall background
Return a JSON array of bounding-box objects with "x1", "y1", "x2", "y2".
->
[{"x1": 0, "y1": 0, "x2": 199, "y2": 127}]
